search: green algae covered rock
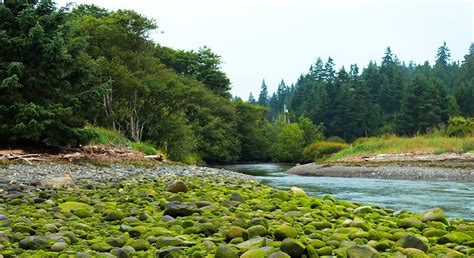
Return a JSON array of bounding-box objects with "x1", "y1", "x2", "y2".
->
[
  {"x1": 274, "y1": 225, "x2": 297, "y2": 240},
  {"x1": 438, "y1": 231, "x2": 473, "y2": 244},
  {"x1": 2, "y1": 167, "x2": 474, "y2": 257},
  {"x1": 241, "y1": 249, "x2": 266, "y2": 258},
  {"x1": 268, "y1": 252, "x2": 291, "y2": 258},
  {"x1": 422, "y1": 208, "x2": 448, "y2": 225},
  {"x1": 280, "y1": 238, "x2": 305, "y2": 257},
  {"x1": 227, "y1": 226, "x2": 249, "y2": 241},
  {"x1": 290, "y1": 187, "x2": 307, "y2": 197},
  {"x1": 90, "y1": 242, "x2": 113, "y2": 252},
  {"x1": 166, "y1": 180, "x2": 188, "y2": 193},
  {"x1": 346, "y1": 245, "x2": 378, "y2": 258},
  {"x1": 215, "y1": 244, "x2": 238, "y2": 258},
  {"x1": 397, "y1": 234, "x2": 428, "y2": 252}
]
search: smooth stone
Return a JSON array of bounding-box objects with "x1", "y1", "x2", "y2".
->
[
  {"x1": 346, "y1": 245, "x2": 378, "y2": 257},
  {"x1": 164, "y1": 201, "x2": 197, "y2": 217},
  {"x1": 19, "y1": 236, "x2": 51, "y2": 250},
  {"x1": 290, "y1": 187, "x2": 307, "y2": 197},
  {"x1": 236, "y1": 237, "x2": 267, "y2": 250},
  {"x1": 215, "y1": 244, "x2": 238, "y2": 258},
  {"x1": 165, "y1": 180, "x2": 188, "y2": 193},
  {"x1": 40, "y1": 176, "x2": 75, "y2": 188},
  {"x1": 50, "y1": 242, "x2": 69, "y2": 252},
  {"x1": 230, "y1": 192, "x2": 244, "y2": 202},
  {"x1": 274, "y1": 225, "x2": 297, "y2": 240},
  {"x1": 280, "y1": 238, "x2": 305, "y2": 257},
  {"x1": 421, "y1": 208, "x2": 448, "y2": 224},
  {"x1": 241, "y1": 249, "x2": 266, "y2": 258},
  {"x1": 268, "y1": 252, "x2": 291, "y2": 258},
  {"x1": 397, "y1": 234, "x2": 428, "y2": 252}
]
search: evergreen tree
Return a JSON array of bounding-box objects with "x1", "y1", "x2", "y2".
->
[
  {"x1": 257, "y1": 79, "x2": 269, "y2": 106},
  {"x1": 248, "y1": 92, "x2": 256, "y2": 104}
]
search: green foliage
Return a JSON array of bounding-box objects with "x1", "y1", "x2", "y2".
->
[
  {"x1": 303, "y1": 141, "x2": 349, "y2": 161},
  {"x1": 462, "y1": 141, "x2": 474, "y2": 153},
  {"x1": 326, "y1": 136, "x2": 346, "y2": 144},
  {"x1": 298, "y1": 116, "x2": 324, "y2": 146},
  {"x1": 446, "y1": 116, "x2": 474, "y2": 137},
  {"x1": 271, "y1": 123, "x2": 305, "y2": 162},
  {"x1": 87, "y1": 126, "x2": 131, "y2": 146},
  {"x1": 131, "y1": 142, "x2": 157, "y2": 155},
  {"x1": 433, "y1": 149, "x2": 447, "y2": 155}
]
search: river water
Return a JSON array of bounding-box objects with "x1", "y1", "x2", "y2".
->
[{"x1": 214, "y1": 163, "x2": 474, "y2": 220}]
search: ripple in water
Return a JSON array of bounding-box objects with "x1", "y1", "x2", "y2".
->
[{"x1": 214, "y1": 163, "x2": 474, "y2": 220}]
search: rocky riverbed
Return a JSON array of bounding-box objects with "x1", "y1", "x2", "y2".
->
[
  {"x1": 0, "y1": 163, "x2": 474, "y2": 257},
  {"x1": 289, "y1": 162, "x2": 474, "y2": 182}
]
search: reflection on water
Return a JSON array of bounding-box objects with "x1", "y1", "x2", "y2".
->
[{"x1": 213, "y1": 163, "x2": 474, "y2": 220}]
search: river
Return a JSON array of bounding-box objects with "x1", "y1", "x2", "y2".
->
[{"x1": 214, "y1": 163, "x2": 474, "y2": 220}]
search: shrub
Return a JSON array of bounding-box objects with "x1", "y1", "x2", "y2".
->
[
  {"x1": 462, "y1": 141, "x2": 474, "y2": 153},
  {"x1": 433, "y1": 149, "x2": 447, "y2": 155},
  {"x1": 131, "y1": 142, "x2": 157, "y2": 155},
  {"x1": 184, "y1": 153, "x2": 204, "y2": 165},
  {"x1": 446, "y1": 116, "x2": 474, "y2": 137},
  {"x1": 326, "y1": 136, "x2": 346, "y2": 144},
  {"x1": 87, "y1": 126, "x2": 131, "y2": 146},
  {"x1": 303, "y1": 141, "x2": 350, "y2": 161}
]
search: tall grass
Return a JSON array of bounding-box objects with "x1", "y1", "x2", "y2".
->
[
  {"x1": 86, "y1": 126, "x2": 131, "y2": 146},
  {"x1": 131, "y1": 142, "x2": 157, "y2": 155},
  {"x1": 331, "y1": 135, "x2": 474, "y2": 161}
]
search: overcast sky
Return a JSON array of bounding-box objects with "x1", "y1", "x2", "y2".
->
[{"x1": 56, "y1": 0, "x2": 473, "y2": 98}]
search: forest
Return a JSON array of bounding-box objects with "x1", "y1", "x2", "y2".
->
[{"x1": 1, "y1": 0, "x2": 473, "y2": 164}]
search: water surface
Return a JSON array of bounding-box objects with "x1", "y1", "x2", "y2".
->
[{"x1": 214, "y1": 163, "x2": 474, "y2": 220}]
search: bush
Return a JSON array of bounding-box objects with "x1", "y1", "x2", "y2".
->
[
  {"x1": 433, "y1": 149, "x2": 447, "y2": 155},
  {"x1": 462, "y1": 141, "x2": 474, "y2": 153},
  {"x1": 326, "y1": 136, "x2": 346, "y2": 144},
  {"x1": 87, "y1": 126, "x2": 131, "y2": 146},
  {"x1": 446, "y1": 116, "x2": 474, "y2": 137},
  {"x1": 131, "y1": 142, "x2": 157, "y2": 155},
  {"x1": 303, "y1": 141, "x2": 350, "y2": 161}
]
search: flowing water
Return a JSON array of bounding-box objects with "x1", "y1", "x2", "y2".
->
[{"x1": 214, "y1": 163, "x2": 474, "y2": 220}]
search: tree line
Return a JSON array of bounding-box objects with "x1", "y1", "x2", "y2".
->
[
  {"x1": 253, "y1": 43, "x2": 474, "y2": 142},
  {"x1": 1, "y1": 1, "x2": 472, "y2": 164}
]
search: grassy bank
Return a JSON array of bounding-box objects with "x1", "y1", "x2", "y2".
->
[{"x1": 331, "y1": 135, "x2": 474, "y2": 161}]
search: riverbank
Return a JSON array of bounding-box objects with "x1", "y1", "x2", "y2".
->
[
  {"x1": 1, "y1": 163, "x2": 474, "y2": 257},
  {"x1": 289, "y1": 152, "x2": 474, "y2": 182}
]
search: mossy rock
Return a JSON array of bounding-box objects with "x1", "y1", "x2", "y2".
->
[
  {"x1": 422, "y1": 228, "x2": 447, "y2": 238},
  {"x1": 126, "y1": 238, "x2": 149, "y2": 251},
  {"x1": 274, "y1": 225, "x2": 297, "y2": 240},
  {"x1": 421, "y1": 208, "x2": 448, "y2": 225},
  {"x1": 397, "y1": 234, "x2": 428, "y2": 252},
  {"x1": 248, "y1": 225, "x2": 267, "y2": 238},
  {"x1": 103, "y1": 209, "x2": 125, "y2": 221},
  {"x1": 311, "y1": 220, "x2": 332, "y2": 230},
  {"x1": 346, "y1": 245, "x2": 378, "y2": 257},
  {"x1": 438, "y1": 232, "x2": 473, "y2": 244},
  {"x1": 270, "y1": 191, "x2": 290, "y2": 201},
  {"x1": 268, "y1": 252, "x2": 291, "y2": 258},
  {"x1": 373, "y1": 240, "x2": 391, "y2": 251},
  {"x1": 290, "y1": 187, "x2": 307, "y2": 197},
  {"x1": 90, "y1": 242, "x2": 113, "y2": 252},
  {"x1": 308, "y1": 239, "x2": 326, "y2": 249},
  {"x1": 215, "y1": 244, "x2": 238, "y2": 258},
  {"x1": 226, "y1": 226, "x2": 249, "y2": 241},
  {"x1": 58, "y1": 202, "x2": 92, "y2": 213},
  {"x1": 156, "y1": 236, "x2": 184, "y2": 248},
  {"x1": 399, "y1": 247, "x2": 429, "y2": 257},
  {"x1": 241, "y1": 249, "x2": 266, "y2": 258},
  {"x1": 315, "y1": 246, "x2": 333, "y2": 256},
  {"x1": 280, "y1": 238, "x2": 305, "y2": 257},
  {"x1": 236, "y1": 237, "x2": 266, "y2": 250},
  {"x1": 397, "y1": 218, "x2": 423, "y2": 229}
]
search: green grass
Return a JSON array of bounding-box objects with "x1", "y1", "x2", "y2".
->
[
  {"x1": 131, "y1": 142, "x2": 157, "y2": 155},
  {"x1": 86, "y1": 126, "x2": 131, "y2": 146},
  {"x1": 331, "y1": 135, "x2": 474, "y2": 161}
]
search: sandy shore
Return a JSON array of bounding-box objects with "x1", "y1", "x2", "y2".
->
[{"x1": 288, "y1": 162, "x2": 474, "y2": 182}]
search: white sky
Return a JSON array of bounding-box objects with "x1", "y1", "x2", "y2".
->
[{"x1": 56, "y1": 0, "x2": 473, "y2": 98}]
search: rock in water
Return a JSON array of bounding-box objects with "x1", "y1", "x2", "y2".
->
[
  {"x1": 290, "y1": 187, "x2": 307, "y2": 197},
  {"x1": 346, "y1": 245, "x2": 379, "y2": 257},
  {"x1": 40, "y1": 176, "x2": 75, "y2": 188},
  {"x1": 422, "y1": 208, "x2": 448, "y2": 224},
  {"x1": 165, "y1": 180, "x2": 188, "y2": 193},
  {"x1": 397, "y1": 234, "x2": 428, "y2": 252}
]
